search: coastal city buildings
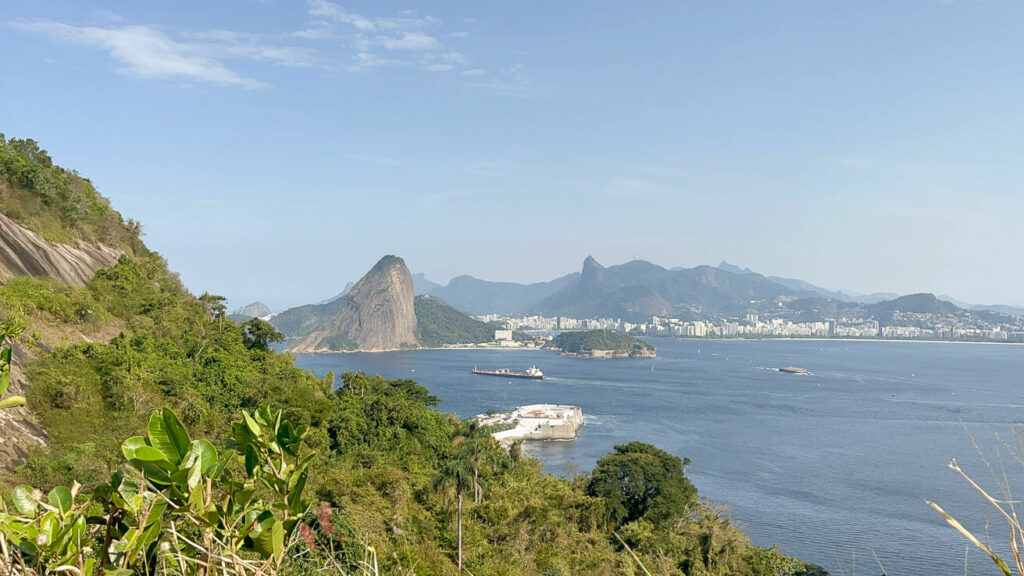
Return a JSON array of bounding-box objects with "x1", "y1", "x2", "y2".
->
[{"x1": 477, "y1": 311, "x2": 1024, "y2": 343}]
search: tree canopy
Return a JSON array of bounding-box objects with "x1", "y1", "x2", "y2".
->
[{"x1": 587, "y1": 441, "x2": 697, "y2": 528}]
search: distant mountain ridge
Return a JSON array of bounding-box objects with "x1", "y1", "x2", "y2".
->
[
  {"x1": 716, "y1": 261, "x2": 899, "y2": 303},
  {"x1": 419, "y1": 272, "x2": 579, "y2": 315},
  {"x1": 270, "y1": 258, "x2": 1023, "y2": 339},
  {"x1": 231, "y1": 301, "x2": 272, "y2": 319},
  {"x1": 531, "y1": 257, "x2": 793, "y2": 322}
]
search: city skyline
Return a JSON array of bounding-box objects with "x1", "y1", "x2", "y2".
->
[{"x1": 3, "y1": 1, "x2": 1023, "y2": 310}]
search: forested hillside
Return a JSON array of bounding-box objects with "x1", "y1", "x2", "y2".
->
[
  {"x1": 0, "y1": 135, "x2": 145, "y2": 254},
  {"x1": 0, "y1": 137, "x2": 825, "y2": 575}
]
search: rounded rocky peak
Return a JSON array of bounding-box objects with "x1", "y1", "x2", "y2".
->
[
  {"x1": 371, "y1": 255, "x2": 408, "y2": 273},
  {"x1": 580, "y1": 255, "x2": 607, "y2": 289}
]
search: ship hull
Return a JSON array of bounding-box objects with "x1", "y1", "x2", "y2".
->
[{"x1": 471, "y1": 369, "x2": 544, "y2": 380}]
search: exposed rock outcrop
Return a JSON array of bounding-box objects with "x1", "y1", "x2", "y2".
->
[
  {"x1": 0, "y1": 344, "x2": 48, "y2": 469},
  {"x1": 232, "y1": 301, "x2": 272, "y2": 319},
  {"x1": 288, "y1": 255, "x2": 418, "y2": 352},
  {"x1": 0, "y1": 212, "x2": 121, "y2": 287},
  {"x1": 0, "y1": 213, "x2": 125, "y2": 471}
]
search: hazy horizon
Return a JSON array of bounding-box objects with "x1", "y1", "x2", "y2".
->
[{"x1": 4, "y1": 1, "x2": 1023, "y2": 310}]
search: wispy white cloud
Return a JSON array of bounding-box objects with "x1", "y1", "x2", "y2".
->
[
  {"x1": 308, "y1": 0, "x2": 438, "y2": 33},
  {"x1": 289, "y1": 20, "x2": 335, "y2": 40},
  {"x1": 376, "y1": 32, "x2": 441, "y2": 51},
  {"x1": 183, "y1": 30, "x2": 322, "y2": 68},
  {"x1": 350, "y1": 52, "x2": 406, "y2": 68},
  {"x1": 307, "y1": 0, "x2": 376, "y2": 31},
  {"x1": 302, "y1": 0, "x2": 490, "y2": 74},
  {"x1": 470, "y1": 63, "x2": 536, "y2": 98},
  {"x1": 8, "y1": 18, "x2": 269, "y2": 88},
  {"x1": 11, "y1": 3, "x2": 519, "y2": 90}
]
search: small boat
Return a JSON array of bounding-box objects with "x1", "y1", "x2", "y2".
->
[
  {"x1": 779, "y1": 366, "x2": 812, "y2": 375},
  {"x1": 471, "y1": 365, "x2": 545, "y2": 380}
]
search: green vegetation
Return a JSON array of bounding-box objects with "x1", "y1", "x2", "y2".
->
[
  {"x1": 549, "y1": 329, "x2": 655, "y2": 357},
  {"x1": 0, "y1": 138, "x2": 822, "y2": 575},
  {"x1": 0, "y1": 406, "x2": 315, "y2": 576},
  {"x1": 588, "y1": 442, "x2": 697, "y2": 528},
  {"x1": 0, "y1": 135, "x2": 146, "y2": 253},
  {"x1": 270, "y1": 297, "x2": 350, "y2": 339},
  {"x1": 320, "y1": 333, "x2": 360, "y2": 351},
  {"x1": 414, "y1": 295, "x2": 495, "y2": 347},
  {"x1": 0, "y1": 320, "x2": 26, "y2": 410}
]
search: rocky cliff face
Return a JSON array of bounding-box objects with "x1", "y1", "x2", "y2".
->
[
  {"x1": 0, "y1": 212, "x2": 122, "y2": 287},
  {"x1": 0, "y1": 212, "x2": 126, "y2": 471},
  {"x1": 0, "y1": 344, "x2": 48, "y2": 469},
  {"x1": 232, "y1": 301, "x2": 272, "y2": 319},
  {"x1": 289, "y1": 255, "x2": 418, "y2": 352}
]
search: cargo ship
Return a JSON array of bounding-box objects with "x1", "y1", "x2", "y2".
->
[{"x1": 471, "y1": 365, "x2": 545, "y2": 380}]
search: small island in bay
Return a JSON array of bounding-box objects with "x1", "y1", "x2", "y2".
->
[{"x1": 545, "y1": 328, "x2": 656, "y2": 358}]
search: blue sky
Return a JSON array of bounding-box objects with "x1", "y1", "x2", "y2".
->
[{"x1": 2, "y1": 0, "x2": 1023, "y2": 311}]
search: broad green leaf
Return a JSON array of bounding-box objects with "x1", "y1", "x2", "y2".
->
[
  {"x1": 188, "y1": 482, "x2": 205, "y2": 514},
  {"x1": 145, "y1": 500, "x2": 167, "y2": 528},
  {"x1": 188, "y1": 439, "x2": 218, "y2": 475},
  {"x1": 271, "y1": 518, "x2": 285, "y2": 563},
  {"x1": 162, "y1": 408, "x2": 191, "y2": 460},
  {"x1": 209, "y1": 449, "x2": 234, "y2": 480},
  {"x1": 48, "y1": 486, "x2": 73, "y2": 514},
  {"x1": 121, "y1": 436, "x2": 148, "y2": 460},
  {"x1": 243, "y1": 411, "x2": 262, "y2": 437},
  {"x1": 40, "y1": 511, "x2": 59, "y2": 548},
  {"x1": 11, "y1": 485, "x2": 37, "y2": 516},
  {"x1": 137, "y1": 518, "x2": 162, "y2": 554},
  {"x1": 129, "y1": 461, "x2": 173, "y2": 485},
  {"x1": 276, "y1": 421, "x2": 296, "y2": 455},
  {"x1": 0, "y1": 396, "x2": 25, "y2": 410},
  {"x1": 245, "y1": 445, "x2": 259, "y2": 477},
  {"x1": 1, "y1": 347, "x2": 11, "y2": 396},
  {"x1": 287, "y1": 471, "x2": 308, "y2": 516},
  {"x1": 130, "y1": 445, "x2": 175, "y2": 467},
  {"x1": 186, "y1": 460, "x2": 202, "y2": 492},
  {"x1": 250, "y1": 512, "x2": 276, "y2": 558},
  {"x1": 147, "y1": 411, "x2": 182, "y2": 465}
]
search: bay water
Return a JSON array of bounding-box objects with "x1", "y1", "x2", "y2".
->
[{"x1": 294, "y1": 339, "x2": 1024, "y2": 574}]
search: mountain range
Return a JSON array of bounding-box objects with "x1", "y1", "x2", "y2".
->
[{"x1": 271, "y1": 255, "x2": 1023, "y2": 342}]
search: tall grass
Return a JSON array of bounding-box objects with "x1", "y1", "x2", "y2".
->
[{"x1": 929, "y1": 427, "x2": 1024, "y2": 576}]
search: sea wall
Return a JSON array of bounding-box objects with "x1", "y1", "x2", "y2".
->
[{"x1": 481, "y1": 404, "x2": 584, "y2": 444}]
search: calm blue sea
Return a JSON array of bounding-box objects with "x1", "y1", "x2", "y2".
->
[{"x1": 293, "y1": 339, "x2": 1024, "y2": 575}]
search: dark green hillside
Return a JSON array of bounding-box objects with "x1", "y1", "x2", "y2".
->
[
  {"x1": 0, "y1": 135, "x2": 145, "y2": 254},
  {"x1": 549, "y1": 329, "x2": 655, "y2": 356},
  {"x1": 270, "y1": 295, "x2": 350, "y2": 337},
  {"x1": 866, "y1": 293, "x2": 961, "y2": 317},
  {"x1": 414, "y1": 294, "x2": 495, "y2": 347}
]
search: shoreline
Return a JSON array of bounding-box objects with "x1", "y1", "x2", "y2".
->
[{"x1": 287, "y1": 336, "x2": 1024, "y2": 355}]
